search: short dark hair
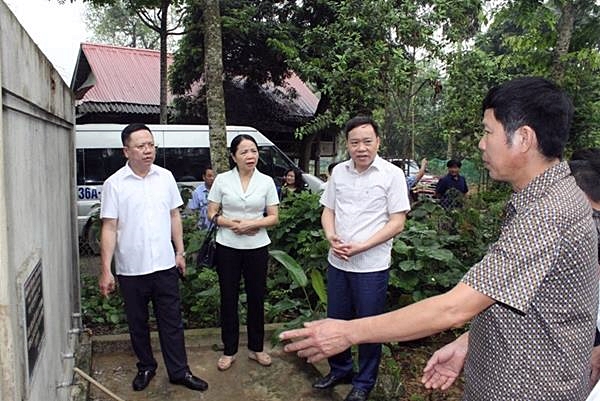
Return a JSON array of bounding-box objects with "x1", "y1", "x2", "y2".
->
[
  {"x1": 230, "y1": 134, "x2": 258, "y2": 155},
  {"x1": 447, "y1": 159, "x2": 462, "y2": 168},
  {"x1": 570, "y1": 148, "x2": 600, "y2": 202},
  {"x1": 482, "y1": 77, "x2": 573, "y2": 159},
  {"x1": 121, "y1": 123, "x2": 152, "y2": 146},
  {"x1": 202, "y1": 165, "x2": 214, "y2": 177},
  {"x1": 344, "y1": 115, "x2": 379, "y2": 138},
  {"x1": 572, "y1": 148, "x2": 600, "y2": 161}
]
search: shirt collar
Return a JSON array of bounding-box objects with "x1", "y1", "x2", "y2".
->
[
  {"x1": 346, "y1": 155, "x2": 384, "y2": 174},
  {"x1": 508, "y1": 161, "x2": 570, "y2": 212},
  {"x1": 124, "y1": 162, "x2": 158, "y2": 179}
]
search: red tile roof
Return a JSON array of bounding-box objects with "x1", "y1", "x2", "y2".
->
[
  {"x1": 75, "y1": 42, "x2": 174, "y2": 104},
  {"x1": 72, "y1": 42, "x2": 318, "y2": 118}
]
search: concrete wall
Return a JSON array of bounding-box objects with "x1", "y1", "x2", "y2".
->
[{"x1": 0, "y1": 2, "x2": 79, "y2": 401}]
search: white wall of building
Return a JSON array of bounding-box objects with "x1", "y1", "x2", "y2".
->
[{"x1": 0, "y1": 1, "x2": 79, "y2": 400}]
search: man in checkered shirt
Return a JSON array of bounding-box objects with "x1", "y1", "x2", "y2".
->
[{"x1": 281, "y1": 77, "x2": 598, "y2": 400}]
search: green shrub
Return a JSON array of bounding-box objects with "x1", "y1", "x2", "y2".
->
[
  {"x1": 80, "y1": 275, "x2": 127, "y2": 333},
  {"x1": 80, "y1": 187, "x2": 508, "y2": 333}
]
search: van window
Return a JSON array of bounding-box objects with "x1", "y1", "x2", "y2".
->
[
  {"x1": 258, "y1": 146, "x2": 295, "y2": 184},
  {"x1": 77, "y1": 147, "x2": 212, "y2": 184},
  {"x1": 161, "y1": 147, "x2": 211, "y2": 182},
  {"x1": 76, "y1": 148, "x2": 126, "y2": 185}
]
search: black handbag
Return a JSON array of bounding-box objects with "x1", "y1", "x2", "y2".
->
[{"x1": 196, "y1": 214, "x2": 218, "y2": 268}]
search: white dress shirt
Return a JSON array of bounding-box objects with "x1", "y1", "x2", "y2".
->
[
  {"x1": 320, "y1": 156, "x2": 410, "y2": 272},
  {"x1": 208, "y1": 167, "x2": 279, "y2": 249},
  {"x1": 101, "y1": 163, "x2": 183, "y2": 275}
]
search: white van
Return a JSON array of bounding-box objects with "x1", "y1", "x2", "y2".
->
[{"x1": 76, "y1": 123, "x2": 323, "y2": 251}]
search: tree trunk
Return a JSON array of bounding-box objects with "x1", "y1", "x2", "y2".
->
[
  {"x1": 551, "y1": 0, "x2": 575, "y2": 84},
  {"x1": 299, "y1": 132, "x2": 317, "y2": 172},
  {"x1": 159, "y1": 0, "x2": 169, "y2": 124},
  {"x1": 203, "y1": 0, "x2": 228, "y2": 174},
  {"x1": 446, "y1": 134, "x2": 454, "y2": 160},
  {"x1": 298, "y1": 95, "x2": 330, "y2": 171}
]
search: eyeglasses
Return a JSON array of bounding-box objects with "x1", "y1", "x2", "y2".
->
[{"x1": 129, "y1": 142, "x2": 157, "y2": 151}]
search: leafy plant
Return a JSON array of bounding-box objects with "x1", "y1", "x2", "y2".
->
[
  {"x1": 80, "y1": 187, "x2": 508, "y2": 342},
  {"x1": 267, "y1": 191, "x2": 330, "y2": 329},
  {"x1": 80, "y1": 275, "x2": 127, "y2": 332},
  {"x1": 389, "y1": 194, "x2": 507, "y2": 305}
]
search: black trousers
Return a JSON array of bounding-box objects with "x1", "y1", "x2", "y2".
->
[
  {"x1": 118, "y1": 267, "x2": 188, "y2": 380},
  {"x1": 215, "y1": 244, "x2": 269, "y2": 356}
]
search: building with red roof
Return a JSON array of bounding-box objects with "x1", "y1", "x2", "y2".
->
[{"x1": 70, "y1": 43, "x2": 324, "y2": 157}]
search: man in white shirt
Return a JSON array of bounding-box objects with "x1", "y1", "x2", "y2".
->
[
  {"x1": 311, "y1": 116, "x2": 410, "y2": 401},
  {"x1": 98, "y1": 123, "x2": 208, "y2": 393}
]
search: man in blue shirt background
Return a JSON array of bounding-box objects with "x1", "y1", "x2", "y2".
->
[
  {"x1": 188, "y1": 166, "x2": 215, "y2": 229},
  {"x1": 435, "y1": 159, "x2": 468, "y2": 208}
]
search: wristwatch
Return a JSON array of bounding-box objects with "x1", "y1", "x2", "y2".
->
[{"x1": 176, "y1": 251, "x2": 186, "y2": 257}]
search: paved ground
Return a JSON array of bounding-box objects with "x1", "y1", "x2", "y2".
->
[{"x1": 83, "y1": 326, "x2": 349, "y2": 401}]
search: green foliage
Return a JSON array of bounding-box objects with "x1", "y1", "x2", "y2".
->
[
  {"x1": 84, "y1": 0, "x2": 163, "y2": 49},
  {"x1": 389, "y1": 193, "x2": 507, "y2": 304},
  {"x1": 451, "y1": 0, "x2": 600, "y2": 155},
  {"x1": 80, "y1": 276, "x2": 127, "y2": 331},
  {"x1": 171, "y1": 0, "x2": 293, "y2": 95},
  {"x1": 179, "y1": 263, "x2": 221, "y2": 328},
  {"x1": 80, "y1": 187, "x2": 507, "y2": 336},
  {"x1": 267, "y1": 191, "x2": 330, "y2": 333}
]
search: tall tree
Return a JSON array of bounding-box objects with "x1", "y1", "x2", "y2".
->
[
  {"x1": 433, "y1": 0, "x2": 600, "y2": 162},
  {"x1": 286, "y1": 0, "x2": 484, "y2": 165},
  {"x1": 84, "y1": 0, "x2": 160, "y2": 49},
  {"x1": 203, "y1": 0, "x2": 228, "y2": 174},
  {"x1": 171, "y1": 1, "x2": 485, "y2": 170}
]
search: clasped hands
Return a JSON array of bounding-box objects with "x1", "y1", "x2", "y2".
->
[
  {"x1": 230, "y1": 219, "x2": 259, "y2": 235},
  {"x1": 279, "y1": 319, "x2": 466, "y2": 391},
  {"x1": 328, "y1": 234, "x2": 364, "y2": 261}
]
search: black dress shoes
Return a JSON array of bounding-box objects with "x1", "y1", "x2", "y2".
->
[
  {"x1": 132, "y1": 369, "x2": 155, "y2": 391},
  {"x1": 170, "y1": 372, "x2": 209, "y2": 391},
  {"x1": 312, "y1": 371, "x2": 354, "y2": 389},
  {"x1": 344, "y1": 387, "x2": 369, "y2": 401}
]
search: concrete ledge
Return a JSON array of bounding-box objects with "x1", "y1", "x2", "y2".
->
[
  {"x1": 90, "y1": 323, "x2": 285, "y2": 354},
  {"x1": 79, "y1": 323, "x2": 346, "y2": 401}
]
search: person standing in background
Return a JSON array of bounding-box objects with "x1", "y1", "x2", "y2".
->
[
  {"x1": 569, "y1": 149, "x2": 600, "y2": 396},
  {"x1": 187, "y1": 166, "x2": 215, "y2": 229},
  {"x1": 280, "y1": 168, "x2": 306, "y2": 201},
  {"x1": 435, "y1": 159, "x2": 468, "y2": 208},
  {"x1": 98, "y1": 123, "x2": 208, "y2": 393}
]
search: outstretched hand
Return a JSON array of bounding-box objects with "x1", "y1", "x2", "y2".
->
[
  {"x1": 421, "y1": 334, "x2": 468, "y2": 391},
  {"x1": 279, "y1": 319, "x2": 353, "y2": 363}
]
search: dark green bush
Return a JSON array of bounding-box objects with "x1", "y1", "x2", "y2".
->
[
  {"x1": 80, "y1": 188, "x2": 508, "y2": 332},
  {"x1": 80, "y1": 275, "x2": 127, "y2": 333}
]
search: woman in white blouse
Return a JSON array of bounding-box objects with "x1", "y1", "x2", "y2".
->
[{"x1": 207, "y1": 134, "x2": 280, "y2": 371}]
